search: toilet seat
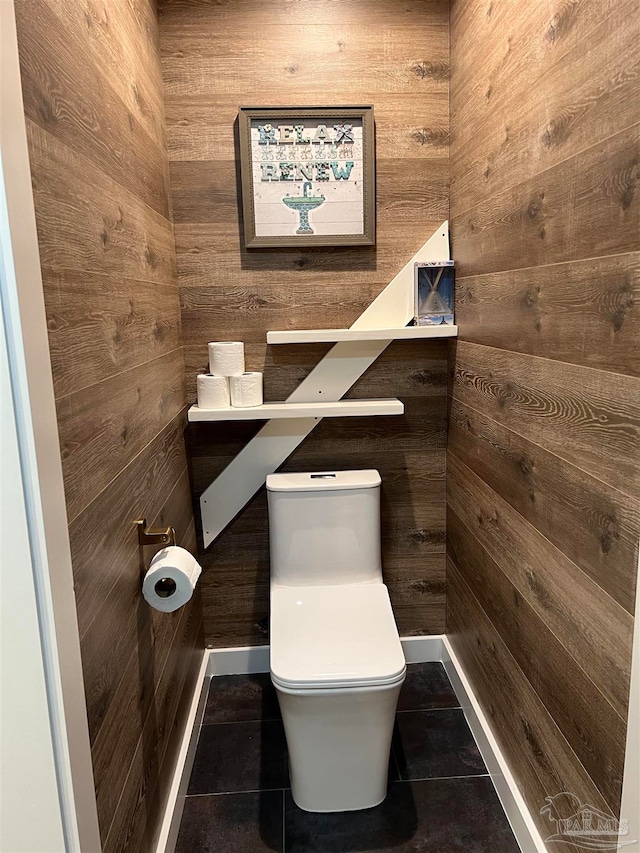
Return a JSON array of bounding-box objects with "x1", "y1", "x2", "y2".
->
[{"x1": 270, "y1": 583, "x2": 406, "y2": 691}]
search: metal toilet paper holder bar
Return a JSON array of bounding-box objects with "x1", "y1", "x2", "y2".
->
[{"x1": 135, "y1": 518, "x2": 176, "y2": 548}]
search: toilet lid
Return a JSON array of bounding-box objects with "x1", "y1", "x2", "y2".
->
[{"x1": 270, "y1": 583, "x2": 406, "y2": 690}]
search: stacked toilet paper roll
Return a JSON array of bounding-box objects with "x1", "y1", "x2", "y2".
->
[
  {"x1": 142, "y1": 546, "x2": 202, "y2": 613},
  {"x1": 230, "y1": 371, "x2": 264, "y2": 408},
  {"x1": 200, "y1": 341, "x2": 263, "y2": 409},
  {"x1": 197, "y1": 373, "x2": 230, "y2": 409},
  {"x1": 208, "y1": 341, "x2": 245, "y2": 377}
]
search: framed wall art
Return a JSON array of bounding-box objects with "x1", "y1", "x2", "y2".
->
[{"x1": 238, "y1": 105, "x2": 375, "y2": 248}]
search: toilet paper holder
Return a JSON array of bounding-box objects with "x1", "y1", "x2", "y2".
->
[{"x1": 136, "y1": 518, "x2": 176, "y2": 548}]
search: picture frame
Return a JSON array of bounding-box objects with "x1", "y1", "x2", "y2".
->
[{"x1": 238, "y1": 105, "x2": 375, "y2": 249}]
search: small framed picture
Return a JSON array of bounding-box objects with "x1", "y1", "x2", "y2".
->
[
  {"x1": 238, "y1": 105, "x2": 375, "y2": 248},
  {"x1": 414, "y1": 261, "x2": 455, "y2": 326}
]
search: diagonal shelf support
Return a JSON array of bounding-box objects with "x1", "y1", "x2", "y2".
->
[{"x1": 199, "y1": 221, "x2": 450, "y2": 547}]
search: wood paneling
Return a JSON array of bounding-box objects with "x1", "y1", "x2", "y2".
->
[
  {"x1": 43, "y1": 269, "x2": 183, "y2": 398},
  {"x1": 169, "y1": 158, "x2": 448, "y2": 226},
  {"x1": 453, "y1": 340, "x2": 640, "y2": 501},
  {"x1": 184, "y1": 341, "x2": 448, "y2": 403},
  {"x1": 448, "y1": 505, "x2": 625, "y2": 811},
  {"x1": 71, "y1": 417, "x2": 193, "y2": 744},
  {"x1": 455, "y1": 254, "x2": 640, "y2": 377},
  {"x1": 18, "y1": 0, "x2": 171, "y2": 218},
  {"x1": 454, "y1": 123, "x2": 639, "y2": 277},
  {"x1": 70, "y1": 416, "x2": 190, "y2": 641},
  {"x1": 160, "y1": 21, "x2": 449, "y2": 97},
  {"x1": 48, "y1": 0, "x2": 169, "y2": 151},
  {"x1": 15, "y1": 1, "x2": 201, "y2": 849},
  {"x1": 451, "y1": 4, "x2": 638, "y2": 205},
  {"x1": 165, "y1": 94, "x2": 448, "y2": 161},
  {"x1": 102, "y1": 603, "x2": 203, "y2": 853},
  {"x1": 159, "y1": 0, "x2": 449, "y2": 27},
  {"x1": 450, "y1": 0, "x2": 621, "y2": 136},
  {"x1": 448, "y1": 398, "x2": 640, "y2": 614},
  {"x1": 90, "y1": 534, "x2": 201, "y2": 836},
  {"x1": 447, "y1": 454, "x2": 633, "y2": 719},
  {"x1": 449, "y1": 0, "x2": 639, "y2": 825},
  {"x1": 159, "y1": 0, "x2": 450, "y2": 645},
  {"x1": 447, "y1": 560, "x2": 617, "y2": 840},
  {"x1": 57, "y1": 348, "x2": 186, "y2": 523},
  {"x1": 26, "y1": 120, "x2": 176, "y2": 285},
  {"x1": 173, "y1": 221, "x2": 442, "y2": 289}
]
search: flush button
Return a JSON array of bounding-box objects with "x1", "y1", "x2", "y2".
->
[{"x1": 310, "y1": 473, "x2": 336, "y2": 479}]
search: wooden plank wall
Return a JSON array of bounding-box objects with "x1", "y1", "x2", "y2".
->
[
  {"x1": 158, "y1": 0, "x2": 450, "y2": 646},
  {"x1": 14, "y1": 1, "x2": 204, "y2": 850},
  {"x1": 448, "y1": 0, "x2": 640, "y2": 837}
]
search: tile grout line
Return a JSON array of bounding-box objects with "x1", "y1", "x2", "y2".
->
[
  {"x1": 182, "y1": 668, "x2": 485, "y2": 844},
  {"x1": 185, "y1": 773, "x2": 493, "y2": 800},
  {"x1": 185, "y1": 787, "x2": 290, "y2": 799},
  {"x1": 199, "y1": 717, "x2": 282, "y2": 727},
  {"x1": 396, "y1": 706, "x2": 462, "y2": 713},
  {"x1": 393, "y1": 773, "x2": 492, "y2": 784},
  {"x1": 177, "y1": 677, "x2": 511, "y2": 847},
  {"x1": 200, "y1": 706, "x2": 463, "y2": 727}
]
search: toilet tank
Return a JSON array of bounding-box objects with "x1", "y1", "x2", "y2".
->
[{"x1": 266, "y1": 470, "x2": 383, "y2": 587}]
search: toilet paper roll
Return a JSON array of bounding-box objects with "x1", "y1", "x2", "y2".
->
[
  {"x1": 230, "y1": 372, "x2": 263, "y2": 408},
  {"x1": 197, "y1": 373, "x2": 230, "y2": 409},
  {"x1": 208, "y1": 341, "x2": 245, "y2": 377},
  {"x1": 142, "y1": 546, "x2": 202, "y2": 613}
]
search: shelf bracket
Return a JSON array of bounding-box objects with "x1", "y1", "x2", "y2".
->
[{"x1": 198, "y1": 221, "x2": 451, "y2": 548}]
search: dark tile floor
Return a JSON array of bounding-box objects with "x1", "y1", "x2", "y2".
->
[{"x1": 175, "y1": 663, "x2": 521, "y2": 852}]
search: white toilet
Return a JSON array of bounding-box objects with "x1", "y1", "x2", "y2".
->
[{"x1": 266, "y1": 469, "x2": 406, "y2": 813}]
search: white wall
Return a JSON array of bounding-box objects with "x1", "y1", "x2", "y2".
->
[
  {"x1": 618, "y1": 549, "x2": 640, "y2": 853},
  {"x1": 0, "y1": 236, "x2": 66, "y2": 852}
]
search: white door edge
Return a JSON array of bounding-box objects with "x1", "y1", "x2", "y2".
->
[{"x1": 0, "y1": 3, "x2": 101, "y2": 850}]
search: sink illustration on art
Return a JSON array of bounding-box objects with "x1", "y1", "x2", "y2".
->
[{"x1": 283, "y1": 182, "x2": 325, "y2": 235}]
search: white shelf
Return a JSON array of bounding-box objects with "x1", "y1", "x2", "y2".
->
[
  {"x1": 197, "y1": 222, "x2": 452, "y2": 548},
  {"x1": 266, "y1": 325, "x2": 458, "y2": 344},
  {"x1": 188, "y1": 397, "x2": 404, "y2": 422}
]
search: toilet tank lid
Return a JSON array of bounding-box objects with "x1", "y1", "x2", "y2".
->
[{"x1": 266, "y1": 470, "x2": 381, "y2": 493}]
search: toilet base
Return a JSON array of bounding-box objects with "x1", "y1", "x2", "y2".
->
[
  {"x1": 273, "y1": 678, "x2": 404, "y2": 813},
  {"x1": 291, "y1": 789, "x2": 387, "y2": 814}
]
